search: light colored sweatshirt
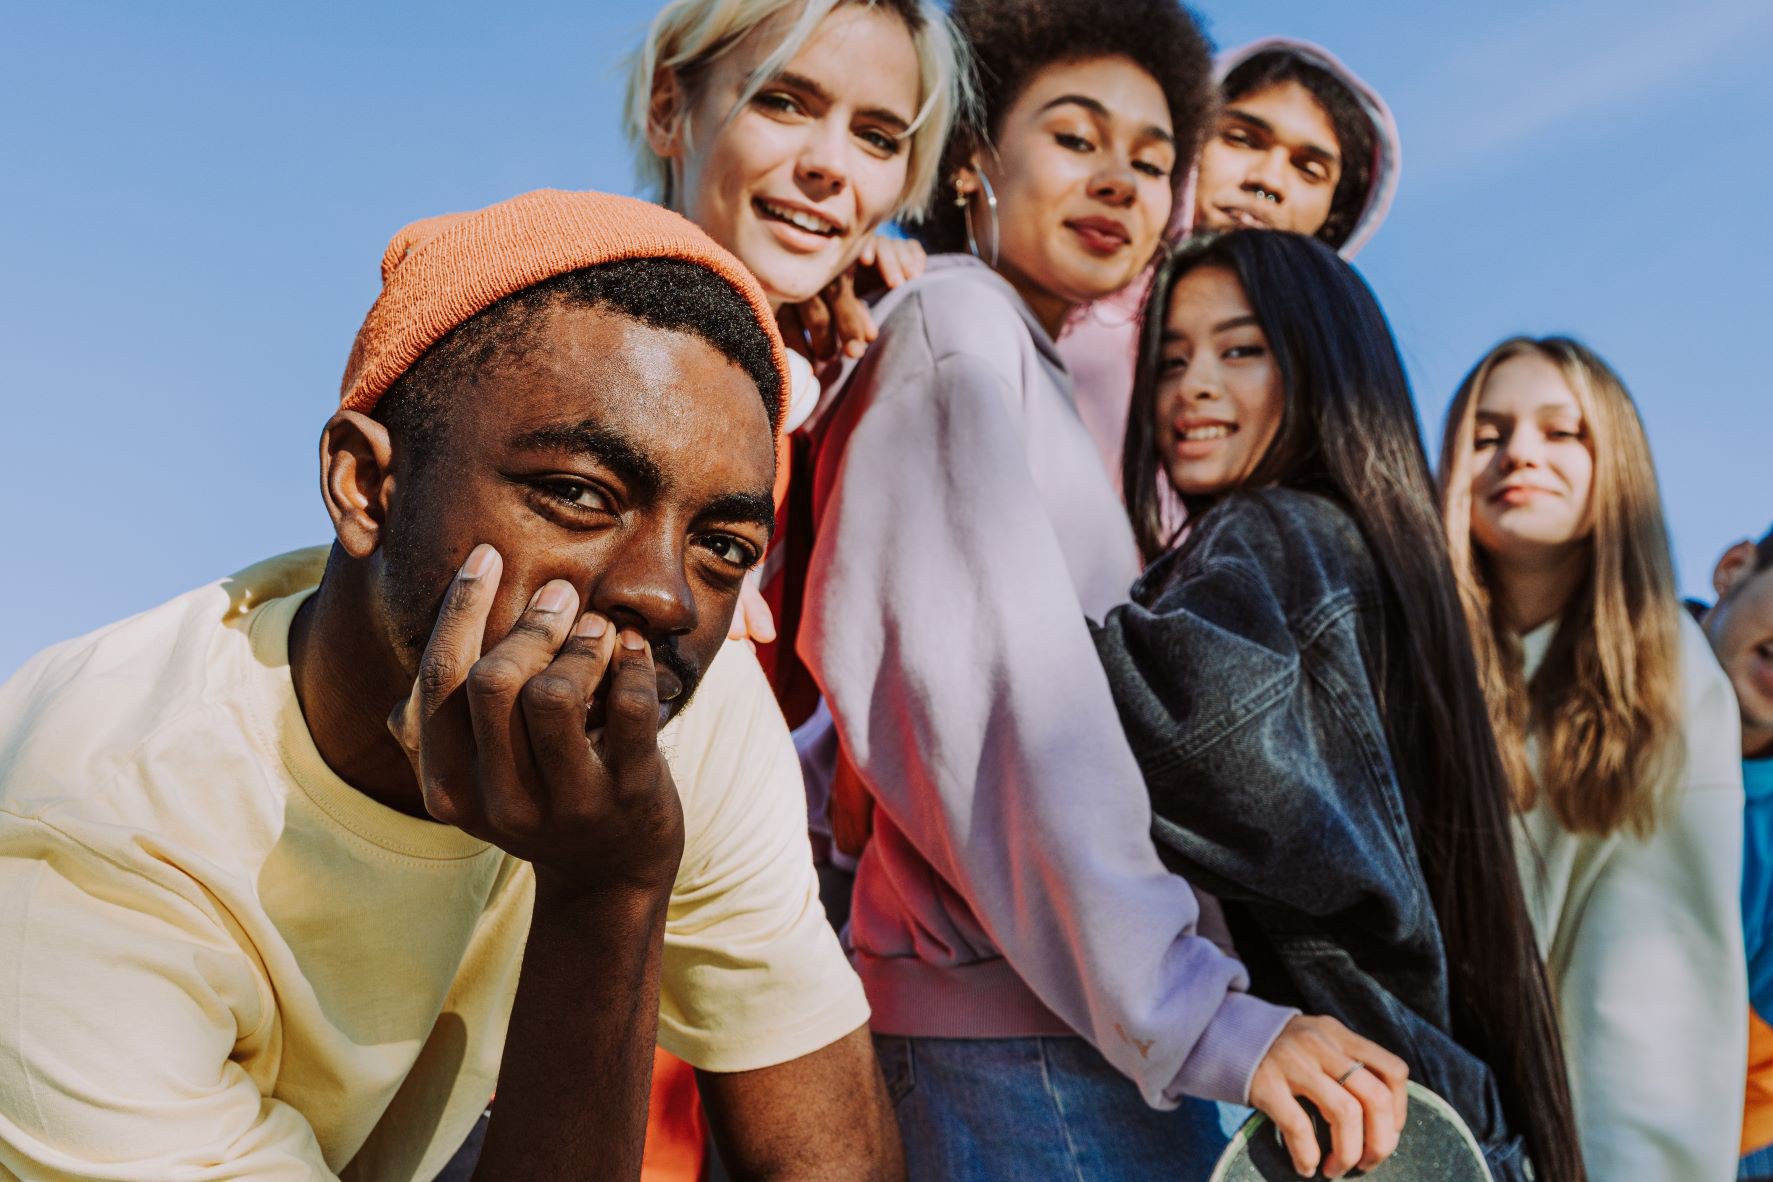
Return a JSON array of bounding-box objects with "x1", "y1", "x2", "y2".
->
[
  {"x1": 1516, "y1": 612, "x2": 1747, "y2": 1180},
  {"x1": 795, "y1": 254, "x2": 1294, "y2": 1108}
]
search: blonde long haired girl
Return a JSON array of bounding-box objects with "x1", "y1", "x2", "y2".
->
[{"x1": 1439, "y1": 335, "x2": 1746, "y2": 1180}]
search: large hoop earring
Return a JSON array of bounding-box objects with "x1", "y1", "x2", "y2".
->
[{"x1": 961, "y1": 173, "x2": 1000, "y2": 268}]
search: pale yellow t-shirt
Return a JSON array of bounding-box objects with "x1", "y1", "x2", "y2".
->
[{"x1": 0, "y1": 549, "x2": 867, "y2": 1181}]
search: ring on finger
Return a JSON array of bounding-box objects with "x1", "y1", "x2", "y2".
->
[{"x1": 1335, "y1": 1060, "x2": 1365, "y2": 1086}]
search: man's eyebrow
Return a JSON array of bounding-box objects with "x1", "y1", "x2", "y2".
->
[
  {"x1": 771, "y1": 70, "x2": 912, "y2": 133},
  {"x1": 1225, "y1": 107, "x2": 1338, "y2": 165},
  {"x1": 701, "y1": 491, "x2": 777, "y2": 538},
  {"x1": 1038, "y1": 94, "x2": 1173, "y2": 146},
  {"x1": 508, "y1": 421, "x2": 664, "y2": 500}
]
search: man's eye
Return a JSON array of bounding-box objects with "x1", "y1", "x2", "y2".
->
[
  {"x1": 1223, "y1": 128, "x2": 1257, "y2": 148},
  {"x1": 1298, "y1": 160, "x2": 1331, "y2": 183},
  {"x1": 539, "y1": 479, "x2": 611, "y2": 513},
  {"x1": 699, "y1": 534, "x2": 759, "y2": 570}
]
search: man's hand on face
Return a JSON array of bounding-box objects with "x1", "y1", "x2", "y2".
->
[{"x1": 388, "y1": 542, "x2": 685, "y2": 901}]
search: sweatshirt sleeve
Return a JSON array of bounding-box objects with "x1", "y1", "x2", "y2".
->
[
  {"x1": 0, "y1": 811, "x2": 337, "y2": 1181},
  {"x1": 1556, "y1": 657, "x2": 1747, "y2": 1181},
  {"x1": 799, "y1": 339, "x2": 1294, "y2": 1108}
]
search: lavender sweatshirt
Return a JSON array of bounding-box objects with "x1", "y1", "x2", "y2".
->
[{"x1": 796, "y1": 255, "x2": 1294, "y2": 1107}]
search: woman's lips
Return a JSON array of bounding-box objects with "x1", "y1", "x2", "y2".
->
[
  {"x1": 1489, "y1": 484, "x2": 1556, "y2": 506},
  {"x1": 1170, "y1": 420, "x2": 1237, "y2": 458},
  {"x1": 1066, "y1": 218, "x2": 1131, "y2": 256}
]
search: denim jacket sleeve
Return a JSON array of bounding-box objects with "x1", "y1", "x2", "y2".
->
[{"x1": 1091, "y1": 492, "x2": 1432, "y2": 947}]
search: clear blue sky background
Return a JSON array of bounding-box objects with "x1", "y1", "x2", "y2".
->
[{"x1": 2, "y1": 0, "x2": 1769, "y2": 678}]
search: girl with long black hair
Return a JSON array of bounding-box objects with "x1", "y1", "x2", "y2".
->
[{"x1": 1095, "y1": 229, "x2": 1584, "y2": 1182}]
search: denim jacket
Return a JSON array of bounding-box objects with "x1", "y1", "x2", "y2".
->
[{"x1": 1092, "y1": 488, "x2": 1529, "y2": 1181}]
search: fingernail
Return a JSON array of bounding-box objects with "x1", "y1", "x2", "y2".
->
[
  {"x1": 530, "y1": 582, "x2": 572, "y2": 614},
  {"x1": 572, "y1": 613, "x2": 607, "y2": 639},
  {"x1": 460, "y1": 544, "x2": 496, "y2": 580},
  {"x1": 619, "y1": 629, "x2": 646, "y2": 651}
]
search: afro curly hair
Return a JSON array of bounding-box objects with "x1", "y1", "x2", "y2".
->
[{"x1": 912, "y1": 0, "x2": 1215, "y2": 255}]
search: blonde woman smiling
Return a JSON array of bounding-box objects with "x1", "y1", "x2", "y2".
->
[
  {"x1": 1440, "y1": 336, "x2": 1747, "y2": 1180},
  {"x1": 624, "y1": 0, "x2": 965, "y2": 647}
]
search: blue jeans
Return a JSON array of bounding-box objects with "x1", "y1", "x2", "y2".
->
[
  {"x1": 874, "y1": 1034, "x2": 1229, "y2": 1181},
  {"x1": 1742, "y1": 1139, "x2": 1773, "y2": 1180}
]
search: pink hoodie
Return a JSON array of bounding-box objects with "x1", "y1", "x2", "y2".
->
[{"x1": 1059, "y1": 37, "x2": 1403, "y2": 487}]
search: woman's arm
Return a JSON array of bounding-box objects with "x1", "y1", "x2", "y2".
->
[
  {"x1": 800, "y1": 332, "x2": 1293, "y2": 1110},
  {"x1": 1091, "y1": 503, "x2": 1432, "y2": 940}
]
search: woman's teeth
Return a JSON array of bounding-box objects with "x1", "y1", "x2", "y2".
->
[
  {"x1": 1181, "y1": 424, "x2": 1235, "y2": 441},
  {"x1": 756, "y1": 200, "x2": 839, "y2": 237}
]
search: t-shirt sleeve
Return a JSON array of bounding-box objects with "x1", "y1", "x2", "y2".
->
[
  {"x1": 653, "y1": 641, "x2": 868, "y2": 1073},
  {"x1": 0, "y1": 811, "x2": 338, "y2": 1180}
]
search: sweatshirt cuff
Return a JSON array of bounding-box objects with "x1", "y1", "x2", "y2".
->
[{"x1": 1166, "y1": 992, "x2": 1297, "y2": 1105}]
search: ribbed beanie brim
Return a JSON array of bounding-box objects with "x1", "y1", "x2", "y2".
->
[{"x1": 338, "y1": 189, "x2": 790, "y2": 429}]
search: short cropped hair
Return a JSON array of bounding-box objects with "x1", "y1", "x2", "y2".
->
[
  {"x1": 1756, "y1": 525, "x2": 1773, "y2": 574},
  {"x1": 623, "y1": 0, "x2": 969, "y2": 223},
  {"x1": 374, "y1": 258, "x2": 782, "y2": 469},
  {"x1": 915, "y1": 0, "x2": 1215, "y2": 254},
  {"x1": 1222, "y1": 50, "x2": 1375, "y2": 249}
]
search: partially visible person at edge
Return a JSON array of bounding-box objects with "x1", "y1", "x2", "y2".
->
[
  {"x1": 0, "y1": 191, "x2": 901, "y2": 1180},
  {"x1": 623, "y1": 0, "x2": 967, "y2": 651},
  {"x1": 1093, "y1": 230, "x2": 1582, "y2": 1182},
  {"x1": 778, "y1": 2, "x2": 1407, "y2": 1176},
  {"x1": 1693, "y1": 527, "x2": 1773, "y2": 1181},
  {"x1": 617, "y1": 3, "x2": 963, "y2": 1169},
  {"x1": 1060, "y1": 37, "x2": 1401, "y2": 487},
  {"x1": 1439, "y1": 335, "x2": 1747, "y2": 1181}
]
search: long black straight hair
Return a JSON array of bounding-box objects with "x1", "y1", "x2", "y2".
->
[{"x1": 1123, "y1": 231, "x2": 1584, "y2": 1182}]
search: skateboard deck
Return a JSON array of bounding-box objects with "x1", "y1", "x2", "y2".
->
[{"x1": 1209, "y1": 1081, "x2": 1493, "y2": 1181}]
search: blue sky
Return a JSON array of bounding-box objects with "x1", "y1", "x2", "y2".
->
[{"x1": 2, "y1": 0, "x2": 1769, "y2": 677}]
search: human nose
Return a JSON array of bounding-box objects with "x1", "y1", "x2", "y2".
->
[
  {"x1": 1499, "y1": 425, "x2": 1545, "y2": 470},
  {"x1": 1088, "y1": 159, "x2": 1137, "y2": 207},
  {"x1": 585, "y1": 530, "x2": 697, "y2": 641},
  {"x1": 1244, "y1": 148, "x2": 1289, "y2": 199},
  {"x1": 794, "y1": 119, "x2": 850, "y2": 203}
]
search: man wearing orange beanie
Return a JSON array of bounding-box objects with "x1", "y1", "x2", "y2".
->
[{"x1": 0, "y1": 190, "x2": 898, "y2": 1179}]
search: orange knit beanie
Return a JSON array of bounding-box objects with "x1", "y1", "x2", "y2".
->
[{"x1": 338, "y1": 189, "x2": 790, "y2": 432}]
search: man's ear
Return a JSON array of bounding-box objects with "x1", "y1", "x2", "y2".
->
[
  {"x1": 646, "y1": 67, "x2": 688, "y2": 159},
  {"x1": 1713, "y1": 539, "x2": 1759, "y2": 601},
  {"x1": 318, "y1": 410, "x2": 397, "y2": 560}
]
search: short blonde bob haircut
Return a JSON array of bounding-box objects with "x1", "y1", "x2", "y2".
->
[
  {"x1": 622, "y1": 0, "x2": 968, "y2": 223},
  {"x1": 1439, "y1": 336, "x2": 1684, "y2": 838}
]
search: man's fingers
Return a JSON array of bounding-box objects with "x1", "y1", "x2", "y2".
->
[
  {"x1": 523, "y1": 612, "x2": 617, "y2": 788},
  {"x1": 1344, "y1": 1065, "x2": 1399, "y2": 1170},
  {"x1": 466, "y1": 579, "x2": 580, "y2": 829},
  {"x1": 394, "y1": 544, "x2": 501, "y2": 824},
  {"x1": 414, "y1": 544, "x2": 502, "y2": 710},
  {"x1": 599, "y1": 629, "x2": 663, "y2": 783}
]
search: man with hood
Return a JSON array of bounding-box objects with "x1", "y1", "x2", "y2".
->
[{"x1": 1060, "y1": 37, "x2": 1402, "y2": 484}]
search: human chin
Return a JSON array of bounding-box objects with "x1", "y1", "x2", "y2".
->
[{"x1": 736, "y1": 226, "x2": 850, "y2": 306}]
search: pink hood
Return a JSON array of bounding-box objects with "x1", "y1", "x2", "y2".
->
[{"x1": 1061, "y1": 37, "x2": 1403, "y2": 487}]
